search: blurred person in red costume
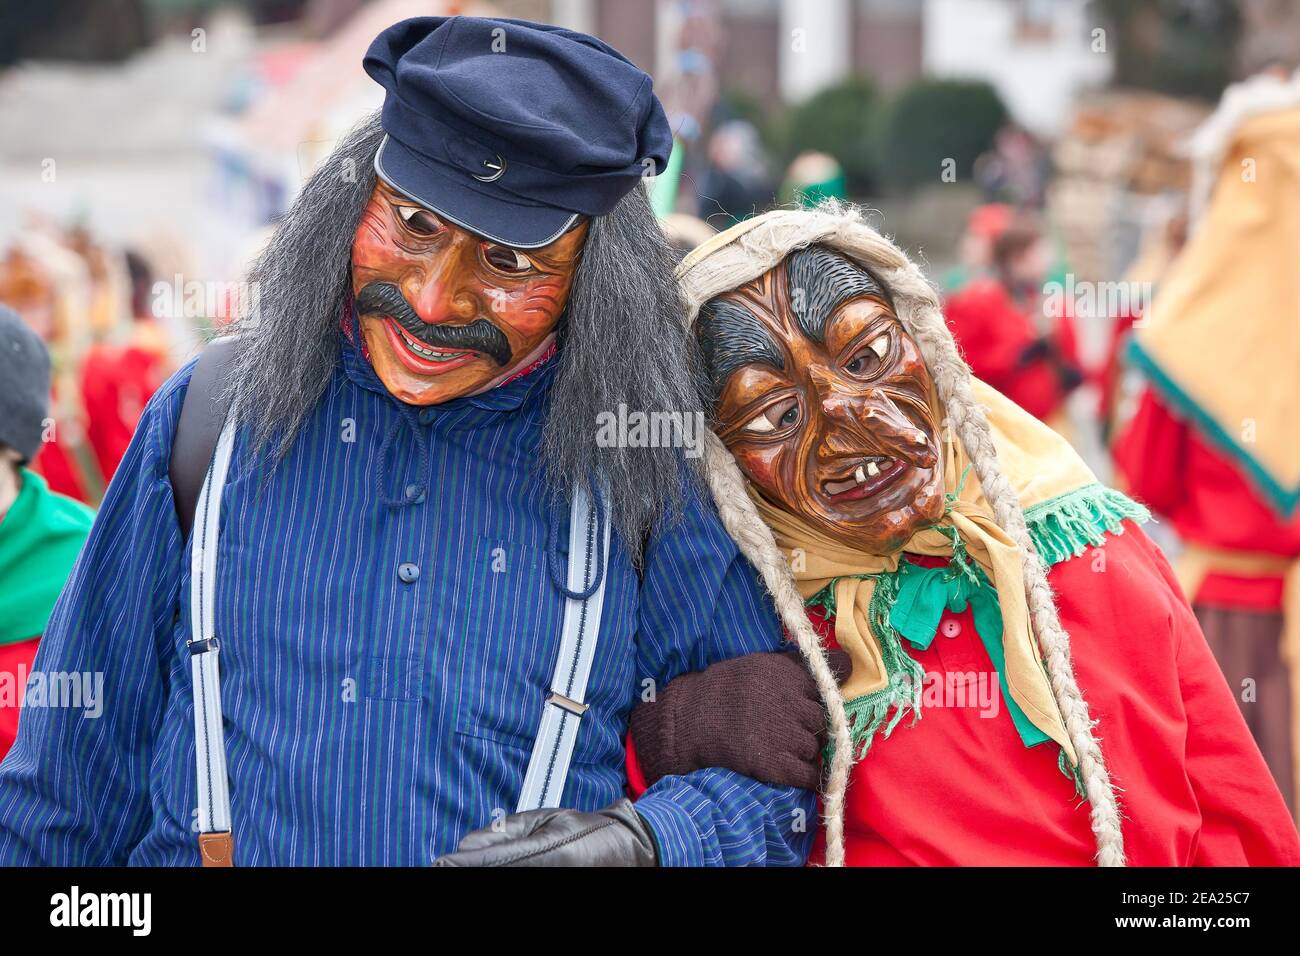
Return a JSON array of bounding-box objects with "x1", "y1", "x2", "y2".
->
[
  {"x1": 1115, "y1": 68, "x2": 1300, "y2": 818},
  {"x1": 79, "y1": 250, "x2": 174, "y2": 484},
  {"x1": 943, "y1": 214, "x2": 1084, "y2": 435},
  {"x1": 940, "y1": 202, "x2": 1012, "y2": 293}
]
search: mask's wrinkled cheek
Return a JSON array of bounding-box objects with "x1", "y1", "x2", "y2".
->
[
  {"x1": 792, "y1": 411, "x2": 824, "y2": 514},
  {"x1": 490, "y1": 274, "x2": 571, "y2": 345},
  {"x1": 733, "y1": 439, "x2": 780, "y2": 497},
  {"x1": 350, "y1": 194, "x2": 406, "y2": 279}
]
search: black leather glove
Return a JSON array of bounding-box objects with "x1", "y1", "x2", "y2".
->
[
  {"x1": 1017, "y1": 336, "x2": 1084, "y2": 394},
  {"x1": 433, "y1": 799, "x2": 657, "y2": 867},
  {"x1": 628, "y1": 649, "x2": 851, "y2": 792},
  {"x1": 1055, "y1": 359, "x2": 1085, "y2": 393},
  {"x1": 1016, "y1": 335, "x2": 1054, "y2": 367}
]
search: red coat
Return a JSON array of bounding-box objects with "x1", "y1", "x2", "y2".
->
[
  {"x1": 0, "y1": 639, "x2": 39, "y2": 762},
  {"x1": 29, "y1": 431, "x2": 90, "y2": 503},
  {"x1": 628, "y1": 520, "x2": 1299, "y2": 865},
  {"x1": 806, "y1": 524, "x2": 1298, "y2": 865},
  {"x1": 80, "y1": 341, "x2": 167, "y2": 486}
]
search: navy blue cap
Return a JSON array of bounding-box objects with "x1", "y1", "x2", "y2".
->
[{"x1": 363, "y1": 16, "x2": 673, "y2": 248}]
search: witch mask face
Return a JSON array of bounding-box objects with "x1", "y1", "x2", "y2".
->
[
  {"x1": 350, "y1": 179, "x2": 589, "y2": 405},
  {"x1": 699, "y1": 245, "x2": 945, "y2": 553}
]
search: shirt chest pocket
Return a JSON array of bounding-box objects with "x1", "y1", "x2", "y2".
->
[
  {"x1": 452, "y1": 534, "x2": 637, "y2": 772},
  {"x1": 453, "y1": 536, "x2": 567, "y2": 748}
]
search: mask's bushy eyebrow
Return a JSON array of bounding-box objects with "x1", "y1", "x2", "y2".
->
[
  {"x1": 785, "y1": 245, "x2": 891, "y2": 343},
  {"x1": 698, "y1": 298, "x2": 785, "y2": 401}
]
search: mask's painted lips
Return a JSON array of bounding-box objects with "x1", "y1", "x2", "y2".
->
[
  {"x1": 822, "y1": 457, "x2": 907, "y2": 502},
  {"x1": 379, "y1": 316, "x2": 480, "y2": 376}
]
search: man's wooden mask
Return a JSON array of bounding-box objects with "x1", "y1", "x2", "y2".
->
[
  {"x1": 699, "y1": 245, "x2": 946, "y2": 553},
  {"x1": 349, "y1": 180, "x2": 589, "y2": 405}
]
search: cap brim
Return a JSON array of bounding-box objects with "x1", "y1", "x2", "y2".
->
[{"x1": 374, "y1": 135, "x2": 580, "y2": 249}]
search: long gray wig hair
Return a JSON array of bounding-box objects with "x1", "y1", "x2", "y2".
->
[{"x1": 224, "y1": 112, "x2": 704, "y2": 555}]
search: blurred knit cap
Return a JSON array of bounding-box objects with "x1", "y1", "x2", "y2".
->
[{"x1": 0, "y1": 304, "x2": 52, "y2": 462}]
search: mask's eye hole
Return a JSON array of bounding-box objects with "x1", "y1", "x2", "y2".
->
[
  {"x1": 845, "y1": 332, "x2": 890, "y2": 377},
  {"x1": 482, "y1": 244, "x2": 534, "y2": 274},
  {"x1": 397, "y1": 204, "x2": 442, "y2": 235},
  {"x1": 742, "y1": 397, "x2": 799, "y2": 435}
]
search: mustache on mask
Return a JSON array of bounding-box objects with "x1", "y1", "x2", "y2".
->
[{"x1": 355, "y1": 281, "x2": 513, "y2": 367}]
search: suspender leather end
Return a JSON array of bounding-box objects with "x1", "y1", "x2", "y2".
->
[{"x1": 198, "y1": 831, "x2": 234, "y2": 867}]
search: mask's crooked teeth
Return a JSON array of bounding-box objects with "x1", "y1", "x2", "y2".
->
[{"x1": 827, "y1": 457, "x2": 898, "y2": 496}]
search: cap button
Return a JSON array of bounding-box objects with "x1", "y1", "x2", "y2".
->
[{"x1": 472, "y1": 154, "x2": 507, "y2": 183}]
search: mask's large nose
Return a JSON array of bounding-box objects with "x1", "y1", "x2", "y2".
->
[
  {"x1": 815, "y1": 390, "x2": 867, "y2": 459},
  {"x1": 808, "y1": 367, "x2": 883, "y2": 461},
  {"x1": 408, "y1": 245, "x2": 481, "y2": 326},
  {"x1": 809, "y1": 369, "x2": 932, "y2": 467}
]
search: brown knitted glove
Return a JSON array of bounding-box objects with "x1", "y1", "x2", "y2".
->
[{"x1": 629, "y1": 649, "x2": 851, "y2": 792}]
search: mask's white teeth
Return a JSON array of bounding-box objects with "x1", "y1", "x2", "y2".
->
[
  {"x1": 866, "y1": 461, "x2": 881, "y2": 477},
  {"x1": 854, "y1": 465, "x2": 866, "y2": 484},
  {"x1": 399, "y1": 326, "x2": 466, "y2": 361}
]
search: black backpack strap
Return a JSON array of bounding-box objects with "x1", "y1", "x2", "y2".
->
[{"x1": 170, "y1": 336, "x2": 240, "y2": 541}]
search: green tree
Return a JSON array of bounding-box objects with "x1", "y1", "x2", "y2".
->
[
  {"x1": 779, "y1": 76, "x2": 881, "y2": 194},
  {"x1": 878, "y1": 79, "x2": 1008, "y2": 191},
  {"x1": 1092, "y1": 0, "x2": 1240, "y2": 101}
]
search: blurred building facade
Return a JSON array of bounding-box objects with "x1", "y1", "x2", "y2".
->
[
  {"x1": 513, "y1": 0, "x2": 1130, "y2": 128},
  {"x1": 924, "y1": 0, "x2": 1113, "y2": 137},
  {"x1": 508, "y1": 0, "x2": 924, "y2": 104}
]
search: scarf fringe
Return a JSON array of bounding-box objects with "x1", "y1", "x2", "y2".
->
[
  {"x1": 1059, "y1": 746, "x2": 1088, "y2": 801},
  {"x1": 1022, "y1": 484, "x2": 1150, "y2": 566},
  {"x1": 822, "y1": 569, "x2": 926, "y2": 760}
]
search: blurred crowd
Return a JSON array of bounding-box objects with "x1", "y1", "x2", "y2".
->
[{"x1": 0, "y1": 225, "x2": 182, "y2": 503}]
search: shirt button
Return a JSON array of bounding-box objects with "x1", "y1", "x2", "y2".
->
[
  {"x1": 398, "y1": 562, "x2": 420, "y2": 584},
  {"x1": 941, "y1": 619, "x2": 962, "y2": 638},
  {"x1": 418, "y1": 408, "x2": 436, "y2": 426},
  {"x1": 404, "y1": 483, "x2": 424, "y2": 502}
]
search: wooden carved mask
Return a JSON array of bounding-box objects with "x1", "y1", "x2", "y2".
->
[
  {"x1": 699, "y1": 245, "x2": 946, "y2": 553},
  {"x1": 349, "y1": 179, "x2": 589, "y2": 405}
]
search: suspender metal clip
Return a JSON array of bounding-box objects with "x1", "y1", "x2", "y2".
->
[{"x1": 545, "y1": 692, "x2": 590, "y2": 717}]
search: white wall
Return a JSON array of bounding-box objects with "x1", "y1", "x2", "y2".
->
[
  {"x1": 779, "y1": 0, "x2": 852, "y2": 102},
  {"x1": 923, "y1": 0, "x2": 1113, "y2": 137}
]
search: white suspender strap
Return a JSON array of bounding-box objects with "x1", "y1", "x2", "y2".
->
[
  {"x1": 516, "y1": 485, "x2": 612, "y2": 812},
  {"x1": 188, "y1": 416, "x2": 236, "y2": 866}
]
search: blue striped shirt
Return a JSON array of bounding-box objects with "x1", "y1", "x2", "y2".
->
[{"x1": 0, "y1": 336, "x2": 814, "y2": 866}]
